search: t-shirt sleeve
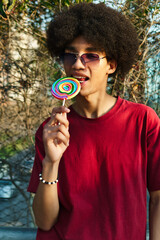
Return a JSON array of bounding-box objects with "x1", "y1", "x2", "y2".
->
[
  {"x1": 147, "y1": 107, "x2": 160, "y2": 191},
  {"x1": 27, "y1": 119, "x2": 49, "y2": 193}
]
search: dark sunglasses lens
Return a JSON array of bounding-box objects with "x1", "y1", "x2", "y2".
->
[
  {"x1": 82, "y1": 53, "x2": 99, "y2": 63},
  {"x1": 62, "y1": 53, "x2": 76, "y2": 65},
  {"x1": 61, "y1": 53, "x2": 100, "y2": 66}
]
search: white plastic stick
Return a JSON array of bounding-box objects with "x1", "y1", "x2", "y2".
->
[{"x1": 62, "y1": 99, "x2": 66, "y2": 106}]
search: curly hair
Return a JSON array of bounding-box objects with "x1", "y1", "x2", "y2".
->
[{"x1": 46, "y1": 3, "x2": 139, "y2": 76}]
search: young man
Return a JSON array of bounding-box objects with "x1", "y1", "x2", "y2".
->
[{"x1": 28, "y1": 3, "x2": 160, "y2": 240}]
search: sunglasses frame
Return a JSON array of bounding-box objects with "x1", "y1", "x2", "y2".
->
[{"x1": 61, "y1": 52, "x2": 106, "y2": 66}]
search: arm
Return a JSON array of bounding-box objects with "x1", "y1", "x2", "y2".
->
[
  {"x1": 32, "y1": 106, "x2": 70, "y2": 231},
  {"x1": 149, "y1": 190, "x2": 160, "y2": 240}
]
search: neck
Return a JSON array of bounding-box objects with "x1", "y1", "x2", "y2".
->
[{"x1": 72, "y1": 92, "x2": 117, "y2": 118}]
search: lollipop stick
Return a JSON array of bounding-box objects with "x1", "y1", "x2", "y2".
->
[
  {"x1": 59, "y1": 99, "x2": 66, "y2": 126},
  {"x1": 62, "y1": 99, "x2": 66, "y2": 106}
]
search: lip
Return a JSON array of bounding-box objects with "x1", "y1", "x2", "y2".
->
[{"x1": 80, "y1": 80, "x2": 88, "y2": 87}]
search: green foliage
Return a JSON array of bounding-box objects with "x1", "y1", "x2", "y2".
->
[
  {"x1": 0, "y1": 136, "x2": 34, "y2": 159},
  {"x1": 0, "y1": 0, "x2": 17, "y2": 19}
]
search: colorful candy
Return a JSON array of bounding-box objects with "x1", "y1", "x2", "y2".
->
[{"x1": 51, "y1": 77, "x2": 81, "y2": 100}]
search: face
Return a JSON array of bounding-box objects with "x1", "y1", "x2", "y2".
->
[{"x1": 62, "y1": 36, "x2": 116, "y2": 98}]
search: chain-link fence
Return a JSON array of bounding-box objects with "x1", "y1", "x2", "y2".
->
[{"x1": 0, "y1": 148, "x2": 35, "y2": 228}]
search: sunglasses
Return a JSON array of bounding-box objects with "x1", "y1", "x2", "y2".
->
[{"x1": 61, "y1": 53, "x2": 106, "y2": 66}]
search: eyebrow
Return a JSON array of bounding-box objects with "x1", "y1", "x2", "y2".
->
[{"x1": 65, "y1": 46, "x2": 101, "y2": 53}]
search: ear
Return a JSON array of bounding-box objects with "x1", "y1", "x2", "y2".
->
[{"x1": 107, "y1": 59, "x2": 117, "y2": 75}]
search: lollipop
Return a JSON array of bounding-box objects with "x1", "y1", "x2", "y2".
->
[{"x1": 51, "y1": 77, "x2": 81, "y2": 105}]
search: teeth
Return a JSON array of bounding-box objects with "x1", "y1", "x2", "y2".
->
[
  {"x1": 72, "y1": 76, "x2": 89, "y2": 84},
  {"x1": 73, "y1": 76, "x2": 85, "y2": 79},
  {"x1": 73, "y1": 76, "x2": 87, "y2": 82}
]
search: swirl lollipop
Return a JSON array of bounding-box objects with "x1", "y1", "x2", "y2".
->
[{"x1": 51, "y1": 77, "x2": 81, "y2": 105}]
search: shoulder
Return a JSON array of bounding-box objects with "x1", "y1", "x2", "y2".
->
[
  {"x1": 121, "y1": 98, "x2": 160, "y2": 129},
  {"x1": 122, "y1": 98, "x2": 159, "y2": 117}
]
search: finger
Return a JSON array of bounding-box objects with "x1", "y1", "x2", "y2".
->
[
  {"x1": 47, "y1": 124, "x2": 70, "y2": 141},
  {"x1": 54, "y1": 114, "x2": 69, "y2": 128},
  {"x1": 44, "y1": 125, "x2": 70, "y2": 147},
  {"x1": 45, "y1": 111, "x2": 66, "y2": 127},
  {"x1": 43, "y1": 123, "x2": 70, "y2": 141},
  {"x1": 56, "y1": 131, "x2": 70, "y2": 146},
  {"x1": 45, "y1": 117, "x2": 57, "y2": 127},
  {"x1": 48, "y1": 106, "x2": 70, "y2": 126},
  {"x1": 43, "y1": 125, "x2": 56, "y2": 142},
  {"x1": 57, "y1": 124, "x2": 70, "y2": 139},
  {"x1": 52, "y1": 106, "x2": 70, "y2": 115}
]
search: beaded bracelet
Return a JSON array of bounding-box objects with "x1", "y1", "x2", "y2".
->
[{"x1": 39, "y1": 173, "x2": 58, "y2": 185}]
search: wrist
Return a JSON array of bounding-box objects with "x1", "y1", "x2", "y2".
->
[
  {"x1": 39, "y1": 173, "x2": 58, "y2": 185},
  {"x1": 42, "y1": 157, "x2": 59, "y2": 181},
  {"x1": 42, "y1": 156, "x2": 60, "y2": 168}
]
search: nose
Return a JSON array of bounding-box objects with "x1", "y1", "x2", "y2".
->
[{"x1": 72, "y1": 55, "x2": 86, "y2": 69}]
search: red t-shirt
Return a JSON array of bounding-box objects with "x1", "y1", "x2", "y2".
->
[{"x1": 28, "y1": 97, "x2": 160, "y2": 240}]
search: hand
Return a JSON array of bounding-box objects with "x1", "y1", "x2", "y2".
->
[{"x1": 42, "y1": 106, "x2": 70, "y2": 165}]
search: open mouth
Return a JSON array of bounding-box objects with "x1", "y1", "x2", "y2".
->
[{"x1": 72, "y1": 76, "x2": 89, "y2": 83}]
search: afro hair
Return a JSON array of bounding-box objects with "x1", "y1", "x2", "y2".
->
[{"x1": 46, "y1": 2, "x2": 139, "y2": 76}]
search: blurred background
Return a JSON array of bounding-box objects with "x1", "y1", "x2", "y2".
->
[{"x1": 0, "y1": 0, "x2": 159, "y2": 238}]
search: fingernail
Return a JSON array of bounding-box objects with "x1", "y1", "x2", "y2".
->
[{"x1": 64, "y1": 107, "x2": 70, "y2": 112}]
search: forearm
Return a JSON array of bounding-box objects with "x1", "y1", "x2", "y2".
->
[
  {"x1": 149, "y1": 193, "x2": 160, "y2": 240},
  {"x1": 33, "y1": 160, "x2": 60, "y2": 231},
  {"x1": 32, "y1": 107, "x2": 70, "y2": 231}
]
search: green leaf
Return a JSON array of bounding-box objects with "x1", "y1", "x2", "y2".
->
[
  {"x1": 7, "y1": 0, "x2": 17, "y2": 13},
  {"x1": 2, "y1": 0, "x2": 9, "y2": 5},
  {"x1": 0, "y1": 2, "x2": 7, "y2": 19}
]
